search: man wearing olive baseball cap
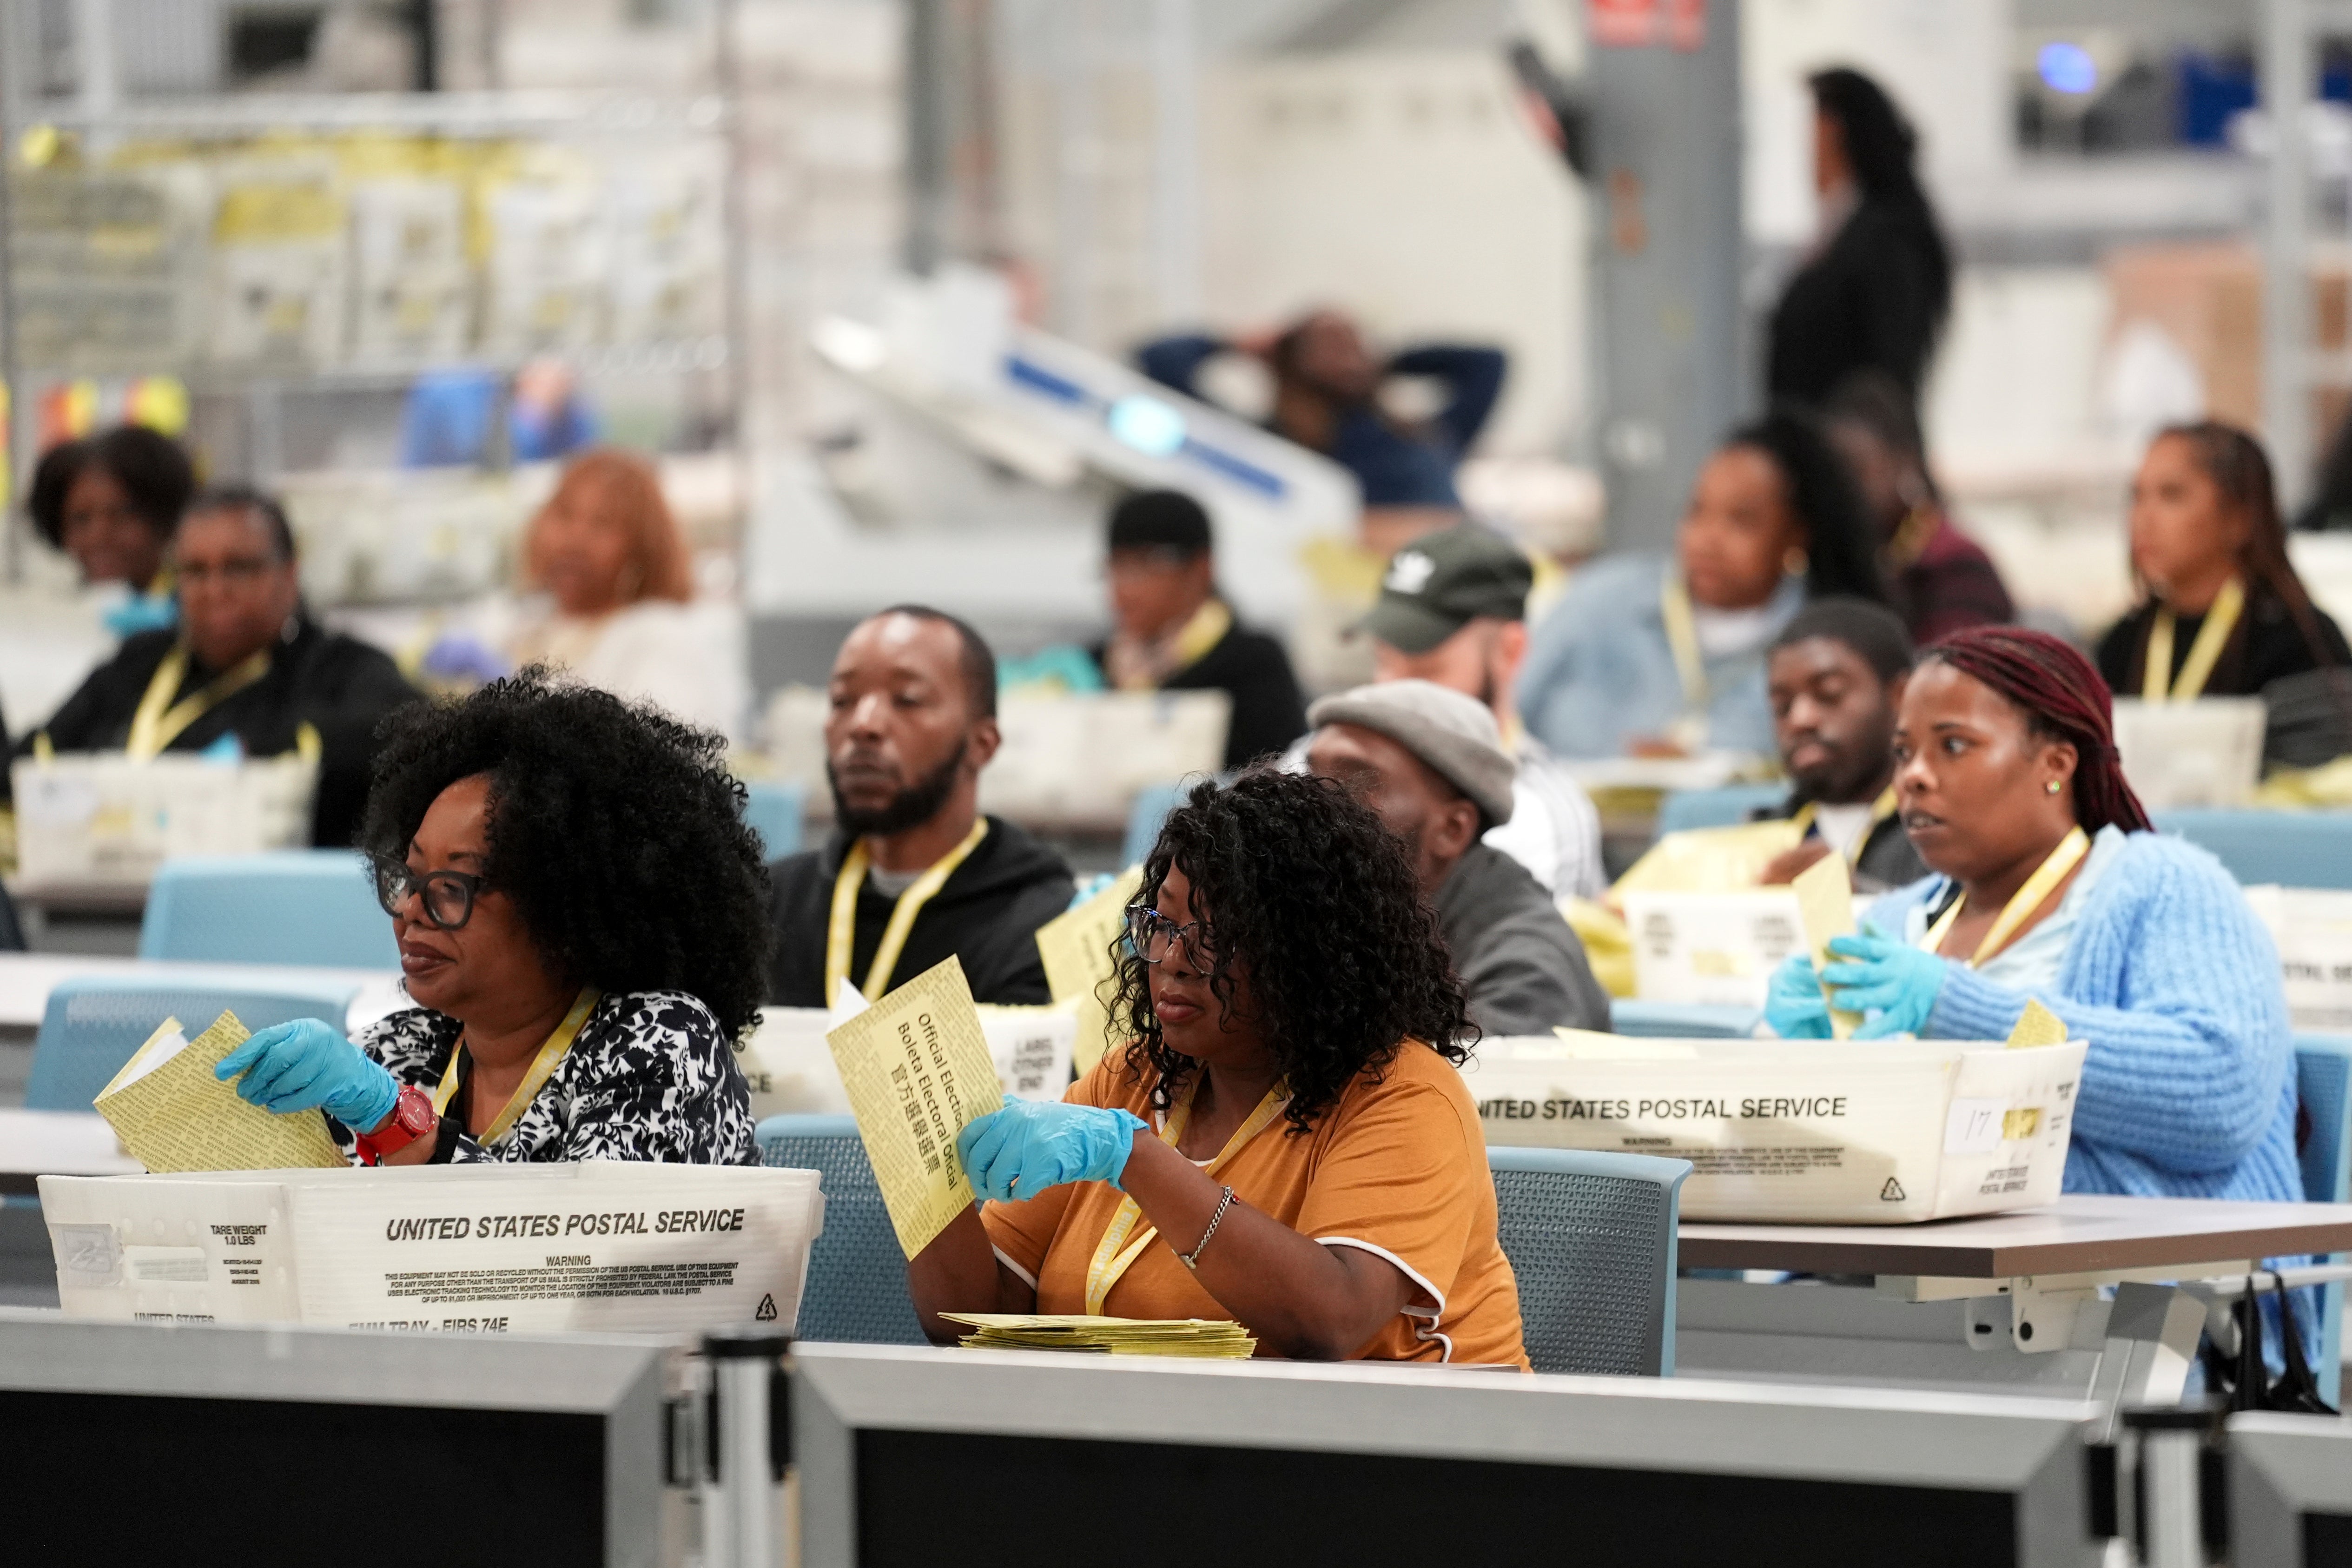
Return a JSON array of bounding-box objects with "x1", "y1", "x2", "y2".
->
[
  {"x1": 1358, "y1": 523, "x2": 1605, "y2": 899},
  {"x1": 1305, "y1": 680, "x2": 1609, "y2": 1038}
]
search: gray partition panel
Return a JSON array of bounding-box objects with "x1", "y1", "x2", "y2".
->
[
  {"x1": 791, "y1": 1343, "x2": 2104, "y2": 1568},
  {"x1": 0, "y1": 1309, "x2": 676, "y2": 1567}
]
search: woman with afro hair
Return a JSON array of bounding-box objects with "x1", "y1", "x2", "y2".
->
[
  {"x1": 909, "y1": 768, "x2": 1527, "y2": 1367},
  {"x1": 213, "y1": 668, "x2": 768, "y2": 1165}
]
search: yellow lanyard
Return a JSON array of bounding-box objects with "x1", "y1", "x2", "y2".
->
[
  {"x1": 1109, "y1": 598, "x2": 1232, "y2": 692},
  {"x1": 434, "y1": 987, "x2": 601, "y2": 1147},
  {"x1": 825, "y1": 817, "x2": 990, "y2": 1004},
  {"x1": 1081, "y1": 1078, "x2": 1286, "y2": 1316},
  {"x1": 124, "y1": 642, "x2": 272, "y2": 760},
  {"x1": 2143, "y1": 576, "x2": 2245, "y2": 702},
  {"x1": 1789, "y1": 786, "x2": 1901, "y2": 868},
  {"x1": 1919, "y1": 827, "x2": 2089, "y2": 969},
  {"x1": 1658, "y1": 573, "x2": 1708, "y2": 713}
]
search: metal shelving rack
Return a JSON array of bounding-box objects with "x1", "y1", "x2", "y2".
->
[{"x1": 0, "y1": 0, "x2": 751, "y2": 587}]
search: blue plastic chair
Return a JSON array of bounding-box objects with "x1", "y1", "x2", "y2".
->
[
  {"x1": 2296, "y1": 1036, "x2": 2352, "y2": 1406},
  {"x1": 742, "y1": 779, "x2": 806, "y2": 862},
  {"x1": 1611, "y1": 999, "x2": 1761, "y2": 1039},
  {"x1": 1121, "y1": 782, "x2": 1187, "y2": 869},
  {"x1": 1654, "y1": 783, "x2": 1787, "y2": 839},
  {"x1": 2153, "y1": 810, "x2": 2352, "y2": 890},
  {"x1": 757, "y1": 1114, "x2": 927, "y2": 1344},
  {"x1": 1488, "y1": 1146, "x2": 1692, "y2": 1375},
  {"x1": 139, "y1": 852, "x2": 398, "y2": 969},
  {"x1": 27, "y1": 974, "x2": 363, "y2": 1113}
]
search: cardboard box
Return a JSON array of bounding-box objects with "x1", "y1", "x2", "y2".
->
[
  {"x1": 2244, "y1": 885, "x2": 2352, "y2": 1032},
  {"x1": 41, "y1": 1160, "x2": 823, "y2": 1335},
  {"x1": 738, "y1": 1004, "x2": 1074, "y2": 1121},
  {"x1": 1624, "y1": 889, "x2": 1804, "y2": 1008},
  {"x1": 10, "y1": 754, "x2": 317, "y2": 887},
  {"x1": 1464, "y1": 1035, "x2": 2086, "y2": 1223}
]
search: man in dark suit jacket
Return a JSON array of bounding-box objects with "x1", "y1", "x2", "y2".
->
[{"x1": 1089, "y1": 489, "x2": 1308, "y2": 770}]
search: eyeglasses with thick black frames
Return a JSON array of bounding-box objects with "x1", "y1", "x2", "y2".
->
[
  {"x1": 371, "y1": 854, "x2": 488, "y2": 931},
  {"x1": 1125, "y1": 903, "x2": 1212, "y2": 968}
]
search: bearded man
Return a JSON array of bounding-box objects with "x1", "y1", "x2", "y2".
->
[{"x1": 765, "y1": 607, "x2": 1076, "y2": 1006}]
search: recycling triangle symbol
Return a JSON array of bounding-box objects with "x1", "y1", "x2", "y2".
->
[
  {"x1": 755, "y1": 1293, "x2": 779, "y2": 1322},
  {"x1": 1880, "y1": 1178, "x2": 1907, "y2": 1202}
]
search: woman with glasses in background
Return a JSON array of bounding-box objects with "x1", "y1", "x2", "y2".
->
[
  {"x1": 213, "y1": 669, "x2": 769, "y2": 1165},
  {"x1": 907, "y1": 768, "x2": 1528, "y2": 1366}
]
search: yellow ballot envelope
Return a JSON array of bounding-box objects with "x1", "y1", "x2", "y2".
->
[
  {"x1": 95, "y1": 1011, "x2": 348, "y2": 1174},
  {"x1": 2008, "y1": 998, "x2": 2068, "y2": 1049},
  {"x1": 826, "y1": 955, "x2": 1006, "y2": 1258},
  {"x1": 1792, "y1": 853, "x2": 1861, "y2": 1039},
  {"x1": 1035, "y1": 865, "x2": 1143, "y2": 1077}
]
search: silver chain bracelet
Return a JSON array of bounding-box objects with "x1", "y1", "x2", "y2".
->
[{"x1": 1179, "y1": 1184, "x2": 1236, "y2": 1271}]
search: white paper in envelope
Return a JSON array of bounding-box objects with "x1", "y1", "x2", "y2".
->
[
  {"x1": 1464, "y1": 1035, "x2": 2085, "y2": 1223},
  {"x1": 737, "y1": 1004, "x2": 1073, "y2": 1120},
  {"x1": 40, "y1": 1160, "x2": 824, "y2": 1334}
]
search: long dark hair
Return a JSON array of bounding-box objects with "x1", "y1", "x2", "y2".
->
[
  {"x1": 2152, "y1": 421, "x2": 2339, "y2": 674},
  {"x1": 27, "y1": 424, "x2": 196, "y2": 551},
  {"x1": 1810, "y1": 67, "x2": 1952, "y2": 335},
  {"x1": 1110, "y1": 769, "x2": 1473, "y2": 1137},
  {"x1": 1922, "y1": 626, "x2": 2153, "y2": 834},
  {"x1": 1729, "y1": 407, "x2": 1888, "y2": 603}
]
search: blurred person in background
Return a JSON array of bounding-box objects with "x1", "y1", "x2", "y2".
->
[
  {"x1": 1823, "y1": 371, "x2": 2013, "y2": 643},
  {"x1": 400, "y1": 358, "x2": 601, "y2": 469},
  {"x1": 2098, "y1": 423, "x2": 2348, "y2": 716},
  {"x1": 1091, "y1": 489, "x2": 1308, "y2": 770},
  {"x1": 768, "y1": 607, "x2": 1075, "y2": 1007},
  {"x1": 28, "y1": 424, "x2": 197, "y2": 636},
  {"x1": 1767, "y1": 68, "x2": 1953, "y2": 407},
  {"x1": 499, "y1": 449, "x2": 748, "y2": 742},
  {"x1": 1138, "y1": 310, "x2": 1506, "y2": 556},
  {"x1": 1306, "y1": 680, "x2": 1608, "y2": 1037},
  {"x1": 11, "y1": 485, "x2": 418, "y2": 846},
  {"x1": 1754, "y1": 598, "x2": 1928, "y2": 893},
  {"x1": 1355, "y1": 522, "x2": 1605, "y2": 899},
  {"x1": 1517, "y1": 409, "x2": 1886, "y2": 759}
]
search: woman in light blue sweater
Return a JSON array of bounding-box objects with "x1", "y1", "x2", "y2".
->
[{"x1": 1766, "y1": 626, "x2": 2300, "y2": 1210}]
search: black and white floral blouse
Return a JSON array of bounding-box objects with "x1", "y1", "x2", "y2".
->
[{"x1": 346, "y1": 990, "x2": 759, "y2": 1165}]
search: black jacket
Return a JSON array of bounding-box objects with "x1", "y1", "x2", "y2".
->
[
  {"x1": 1432, "y1": 843, "x2": 1610, "y2": 1038},
  {"x1": 9, "y1": 616, "x2": 421, "y2": 848},
  {"x1": 1767, "y1": 200, "x2": 1948, "y2": 404},
  {"x1": 766, "y1": 814, "x2": 1076, "y2": 1006},
  {"x1": 2096, "y1": 584, "x2": 2352, "y2": 704},
  {"x1": 1090, "y1": 619, "x2": 1309, "y2": 771}
]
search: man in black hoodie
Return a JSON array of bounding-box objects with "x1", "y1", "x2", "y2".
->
[{"x1": 766, "y1": 606, "x2": 1076, "y2": 1006}]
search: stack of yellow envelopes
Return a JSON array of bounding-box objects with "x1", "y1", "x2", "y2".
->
[{"x1": 941, "y1": 1313, "x2": 1256, "y2": 1359}]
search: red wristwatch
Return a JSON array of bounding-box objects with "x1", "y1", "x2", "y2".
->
[{"x1": 355, "y1": 1085, "x2": 437, "y2": 1165}]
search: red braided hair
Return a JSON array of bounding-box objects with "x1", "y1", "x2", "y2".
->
[{"x1": 1920, "y1": 625, "x2": 2153, "y2": 834}]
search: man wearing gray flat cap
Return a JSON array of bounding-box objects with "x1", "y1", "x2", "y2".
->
[{"x1": 1306, "y1": 680, "x2": 1610, "y2": 1038}]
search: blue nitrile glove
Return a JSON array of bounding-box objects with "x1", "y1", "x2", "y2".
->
[
  {"x1": 1764, "y1": 955, "x2": 1833, "y2": 1039},
  {"x1": 955, "y1": 1099, "x2": 1151, "y2": 1203},
  {"x1": 1820, "y1": 933, "x2": 1950, "y2": 1040},
  {"x1": 214, "y1": 1018, "x2": 400, "y2": 1131}
]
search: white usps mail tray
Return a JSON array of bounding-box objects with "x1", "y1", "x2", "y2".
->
[
  {"x1": 2111, "y1": 697, "x2": 2266, "y2": 810},
  {"x1": 1623, "y1": 888, "x2": 1889, "y2": 1008},
  {"x1": 39, "y1": 1159, "x2": 823, "y2": 1335},
  {"x1": 738, "y1": 1003, "x2": 1072, "y2": 1121},
  {"x1": 10, "y1": 752, "x2": 317, "y2": 887},
  {"x1": 2243, "y1": 885, "x2": 2352, "y2": 1033},
  {"x1": 1465, "y1": 1035, "x2": 2087, "y2": 1223}
]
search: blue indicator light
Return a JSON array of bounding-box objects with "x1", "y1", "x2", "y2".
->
[
  {"x1": 1108, "y1": 394, "x2": 1188, "y2": 456},
  {"x1": 2038, "y1": 41, "x2": 2097, "y2": 96}
]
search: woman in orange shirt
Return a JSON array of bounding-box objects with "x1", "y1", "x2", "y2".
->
[{"x1": 908, "y1": 769, "x2": 1527, "y2": 1367}]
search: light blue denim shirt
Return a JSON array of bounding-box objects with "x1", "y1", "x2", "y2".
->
[{"x1": 1516, "y1": 553, "x2": 1801, "y2": 760}]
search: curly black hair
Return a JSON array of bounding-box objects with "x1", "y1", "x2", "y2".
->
[
  {"x1": 359, "y1": 668, "x2": 772, "y2": 1039},
  {"x1": 1110, "y1": 768, "x2": 1473, "y2": 1136},
  {"x1": 28, "y1": 425, "x2": 196, "y2": 550}
]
